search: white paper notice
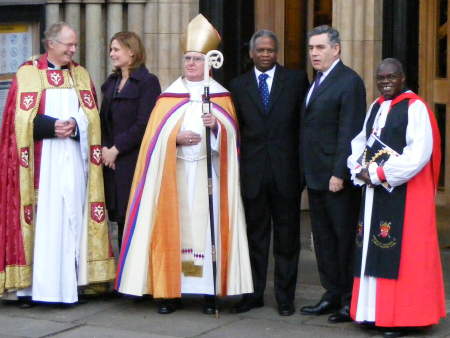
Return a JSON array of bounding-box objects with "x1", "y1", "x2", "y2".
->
[{"x1": 0, "y1": 24, "x2": 32, "y2": 75}]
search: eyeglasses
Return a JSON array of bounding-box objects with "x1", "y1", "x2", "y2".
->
[
  {"x1": 54, "y1": 40, "x2": 78, "y2": 49},
  {"x1": 183, "y1": 55, "x2": 205, "y2": 64}
]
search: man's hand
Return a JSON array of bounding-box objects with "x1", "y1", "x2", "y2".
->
[
  {"x1": 356, "y1": 168, "x2": 372, "y2": 186},
  {"x1": 329, "y1": 176, "x2": 344, "y2": 192},
  {"x1": 201, "y1": 113, "x2": 217, "y2": 129},
  {"x1": 102, "y1": 146, "x2": 119, "y2": 169},
  {"x1": 55, "y1": 118, "x2": 76, "y2": 138},
  {"x1": 176, "y1": 130, "x2": 201, "y2": 146}
]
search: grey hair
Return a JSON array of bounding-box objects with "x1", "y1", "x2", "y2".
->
[
  {"x1": 42, "y1": 21, "x2": 74, "y2": 50},
  {"x1": 307, "y1": 25, "x2": 341, "y2": 46},
  {"x1": 377, "y1": 58, "x2": 405, "y2": 76},
  {"x1": 249, "y1": 29, "x2": 279, "y2": 52}
]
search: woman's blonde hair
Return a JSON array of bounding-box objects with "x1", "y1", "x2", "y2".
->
[{"x1": 110, "y1": 31, "x2": 146, "y2": 74}]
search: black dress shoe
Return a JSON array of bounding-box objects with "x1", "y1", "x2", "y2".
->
[
  {"x1": 18, "y1": 297, "x2": 34, "y2": 309},
  {"x1": 19, "y1": 300, "x2": 35, "y2": 309},
  {"x1": 328, "y1": 305, "x2": 351, "y2": 323},
  {"x1": 203, "y1": 295, "x2": 217, "y2": 315},
  {"x1": 230, "y1": 296, "x2": 264, "y2": 313},
  {"x1": 278, "y1": 303, "x2": 295, "y2": 316},
  {"x1": 300, "y1": 300, "x2": 339, "y2": 315},
  {"x1": 383, "y1": 330, "x2": 405, "y2": 338},
  {"x1": 156, "y1": 299, "x2": 181, "y2": 314}
]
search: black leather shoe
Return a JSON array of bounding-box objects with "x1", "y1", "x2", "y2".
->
[
  {"x1": 156, "y1": 299, "x2": 181, "y2": 314},
  {"x1": 18, "y1": 297, "x2": 34, "y2": 309},
  {"x1": 383, "y1": 330, "x2": 404, "y2": 338},
  {"x1": 19, "y1": 300, "x2": 35, "y2": 309},
  {"x1": 328, "y1": 305, "x2": 351, "y2": 323},
  {"x1": 278, "y1": 303, "x2": 295, "y2": 316},
  {"x1": 300, "y1": 300, "x2": 339, "y2": 315},
  {"x1": 203, "y1": 295, "x2": 217, "y2": 315},
  {"x1": 230, "y1": 296, "x2": 264, "y2": 314}
]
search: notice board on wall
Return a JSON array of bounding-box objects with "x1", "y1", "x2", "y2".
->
[{"x1": 0, "y1": 22, "x2": 39, "y2": 122}]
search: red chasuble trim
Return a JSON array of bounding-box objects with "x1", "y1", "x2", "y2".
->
[{"x1": 0, "y1": 77, "x2": 28, "y2": 275}]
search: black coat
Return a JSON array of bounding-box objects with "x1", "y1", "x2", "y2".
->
[
  {"x1": 300, "y1": 61, "x2": 366, "y2": 191},
  {"x1": 100, "y1": 65, "x2": 161, "y2": 221},
  {"x1": 230, "y1": 65, "x2": 309, "y2": 199}
]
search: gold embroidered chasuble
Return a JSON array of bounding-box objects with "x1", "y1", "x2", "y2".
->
[{"x1": 0, "y1": 57, "x2": 115, "y2": 295}]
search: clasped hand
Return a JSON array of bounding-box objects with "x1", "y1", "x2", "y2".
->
[
  {"x1": 356, "y1": 168, "x2": 373, "y2": 187},
  {"x1": 102, "y1": 146, "x2": 119, "y2": 170},
  {"x1": 55, "y1": 118, "x2": 76, "y2": 138}
]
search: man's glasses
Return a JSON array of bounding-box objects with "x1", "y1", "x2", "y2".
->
[
  {"x1": 54, "y1": 40, "x2": 78, "y2": 49},
  {"x1": 183, "y1": 55, "x2": 205, "y2": 64}
]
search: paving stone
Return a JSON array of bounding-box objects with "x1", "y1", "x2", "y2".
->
[
  {"x1": 51, "y1": 325, "x2": 176, "y2": 338},
  {"x1": 0, "y1": 315, "x2": 79, "y2": 338}
]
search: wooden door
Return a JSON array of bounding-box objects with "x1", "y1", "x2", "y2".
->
[{"x1": 419, "y1": 0, "x2": 449, "y2": 245}]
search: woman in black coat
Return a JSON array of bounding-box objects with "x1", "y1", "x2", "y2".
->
[{"x1": 100, "y1": 31, "x2": 161, "y2": 247}]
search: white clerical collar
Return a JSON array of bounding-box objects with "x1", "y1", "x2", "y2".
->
[
  {"x1": 254, "y1": 65, "x2": 276, "y2": 80},
  {"x1": 47, "y1": 60, "x2": 69, "y2": 70}
]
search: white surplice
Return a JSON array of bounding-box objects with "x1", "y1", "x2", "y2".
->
[
  {"x1": 177, "y1": 79, "x2": 220, "y2": 295},
  {"x1": 19, "y1": 83, "x2": 89, "y2": 303}
]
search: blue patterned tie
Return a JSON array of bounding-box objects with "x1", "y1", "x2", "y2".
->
[
  {"x1": 310, "y1": 71, "x2": 323, "y2": 99},
  {"x1": 258, "y1": 73, "x2": 270, "y2": 112}
]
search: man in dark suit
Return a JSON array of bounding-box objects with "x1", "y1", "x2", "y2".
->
[
  {"x1": 229, "y1": 30, "x2": 309, "y2": 316},
  {"x1": 299, "y1": 25, "x2": 366, "y2": 323}
]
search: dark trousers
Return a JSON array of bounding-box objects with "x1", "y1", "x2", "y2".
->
[
  {"x1": 243, "y1": 171, "x2": 300, "y2": 305},
  {"x1": 307, "y1": 186, "x2": 360, "y2": 305},
  {"x1": 109, "y1": 209, "x2": 124, "y2": 251}
]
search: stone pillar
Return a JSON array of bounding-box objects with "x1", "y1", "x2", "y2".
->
[
  {"x1": 64, "y1": 0, "x2": 81, "y2": 63},
  {"x1": 144, "y1": 0, "x2": 159, "y2": 75},
  {"x1": 106, "y1": 0, "x2": 124, "y2": 74},
  {"x1": 46, "y1": 0, "x2": 62, "y2": 29},
  {"x1": 157, "y1": 1, "x2": 172, "y2": 87},
  {"x1": 169, "y1": 2, "x2": 182, "y2": 82},
  {"x1": 84, "y1": 0, "x2": 106, "y2": 97},
  {"x1": 143, "y1": 0, "x2": 199, "y2": 89},
  {"x1": 333, "y1": 0, "x2": 383, "y2": 103},
  {"x1": 127, "y1": 0, "x2": 146, "y2": 38}
]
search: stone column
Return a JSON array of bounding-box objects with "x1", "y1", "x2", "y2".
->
[
  {"x1": 84, "y1": 0, "x2": 106, "y2": 97},
  {"x1": 64, "y1": 0, "x2": 81, "y2": 63},
  {"x1": 157, "y1": 1, "x2": 172, "y2": 87},
  {"x1": 169, "y1": 2, "x2": 182, "y2": 82},
  {"x1": 333, "y1": 0, "x2": 383, "y2": 103},
  {"x1": 46, "y1": 0, "x2": 62, "y2": 29},
  {"x1": 106, "y1": 0, "x2": 124, "y2": 74},
  {"x1": 127, "y1": 0, "x2": 146, "y2": 39},
  {"x1": 144, "y1": 0, "x2": 159, "y2": 75},
  {"x1": 143, "y1": 0, "x2": 199, "y2": 89}
]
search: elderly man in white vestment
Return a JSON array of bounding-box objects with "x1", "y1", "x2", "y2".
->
[
  {"x1": 0, "y1": 22, "x2": 115, "y2": 307},
  {"x1": 115, "y1": 14, "x2": 253, "y2": 315}
]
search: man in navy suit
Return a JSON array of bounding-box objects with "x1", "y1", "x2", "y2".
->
[
  {"x1": 299, "y1": 25, "x2": 366, "y2": 322},
  {"x1": 229, "y1": 30, "x2": 309, "y2": 316}
]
